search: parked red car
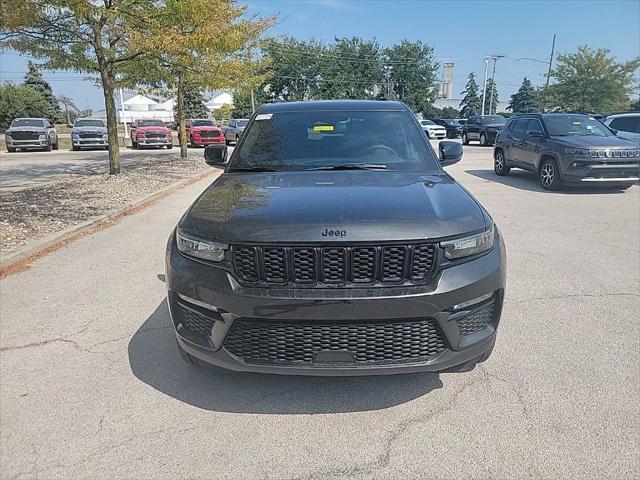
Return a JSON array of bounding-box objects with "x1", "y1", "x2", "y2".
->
[
  {"x1": 130, "y1": 119, "x2": 173, "y2": 149},
  {"x1": 185, "y1": 119, "x2": 225, "y2": 147}
]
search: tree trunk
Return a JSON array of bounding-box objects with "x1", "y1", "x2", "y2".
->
[
  {"x1": 177, "y1": 71, "x2": 188, "y2": 159},
  {"x1": 98, "y1": 59, "x2": 121, "y2": 174}
]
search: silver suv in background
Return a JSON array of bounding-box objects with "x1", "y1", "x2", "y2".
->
[
  {"x1": 493, "y1": 113, "x2": 640, "y2": 190},
  {"x1": 222, "y1": 118, "x2": 249, "y2": 145},
  {"x1": 71, "y1": 118, "x2": 108, "y2": 151},
  {"x1": 603, "y1": 113, "x2": 640, "y2": 144},
  {"x1": 5, "y1": 118, "x2": 58, "y2": 152}
]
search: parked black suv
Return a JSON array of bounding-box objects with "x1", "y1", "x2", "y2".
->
[
  {"x1": 493, "y1": 113, "x2": 640, "y2": 190},
  {"x1": 462, "y1": 115, "x2": 507, "y2": 146},
  {"x1": 166, "y1": 100, "x2": 506, "y2": 375},
  {"x1": 432, "y1": 118, "x2": 464, "y2": 138}
]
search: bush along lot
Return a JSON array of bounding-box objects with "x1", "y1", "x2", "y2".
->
[{"x1": 0, "y1": 154, "x2": 213, "y2": 257}]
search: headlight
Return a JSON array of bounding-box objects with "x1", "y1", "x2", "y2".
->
[
  {"x1": 39, "y1": 134, "x2": 47, "y2": 139},
  {"x1": 102, "y1": 133, "x2": 108, "y2": 139},
  {"x1": 563, "y1": 147, "x2": 589, "y2": 155},
  {"x1": 176, "y1": 229, "x2": 227, "y2": 262},
  {"x1": 441, "y1": 225, "x2": 495, "y2": 260},
  {"x1": 5, "y1": 132, "x2": 11, "y2": 138},
  {"x1": 72, "y1": 133, "x2": 79, "y2": 139}
]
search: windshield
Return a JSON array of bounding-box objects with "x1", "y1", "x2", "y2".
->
[
  {"x1": 192, "y1": 120, "x2": 214, "y2": 127},
  {"x1": 231, "y1": 110, "x2": 439, "y2": 172},
  {"x1": 11, "y1": 119, "x2": 45, "y2": 128},
  {"x1": 74, "y1": 119, "x2": 105, "y2": 128},
  {"x1": 237, "y1": 120, "x2": 249, "y2": 127},
  {"x1": 138, "y1": 120, "x2": 165, "y2": 127},
  {"x1": 544, "y1": 115, "x2": 612, "y2": 137},
  {"x1": 444, "y1": 119, "x2": 461, "y2": 126},
  {"x1": 482, "y1": 116, "x2": 506, "y2": 125},
  {"x1": 421, "y1": 120, "x2": 435, "y2": 125}
]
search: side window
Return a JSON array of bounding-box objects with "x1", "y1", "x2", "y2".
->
[
  {"x1": 468, "y1": 116, "x2": 477, "y2": 125},
  {"x1": 610, "y1": 117, "x2": 640, "y2": 134},
  {"x1": 44, "y1": 120, "x2": 51, "y2": 128},
  {"x1": 525, "y1": 119, "x2": 544, "y2": 135},
  {"x1": 510, "y1": 119, "x2": 527, "y2": 135}
]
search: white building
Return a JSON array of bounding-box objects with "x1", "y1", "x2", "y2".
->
[{"x1": 205, "y1": 91, "x2": 234, "y2": 112}]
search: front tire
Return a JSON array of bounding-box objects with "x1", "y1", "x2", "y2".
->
[
  {"x1": 235, "y1": 134, "x2": 239, "y2": 144},
  {"x1": 167, "y1": 143, "x2": 173, "y2": 149},
  {"x1": 52, "y1": 140, "x2": 59, "y2": 150},
  {"x1": 7, "y1": 147, "x2": 16, "y2": 153},
  {"x1": 539, "y1": 158, "x2": 563, "y2": 190},
  {"x1": 494, "y1": 150, "x2": 510, "y2": 176},
  {"x1": 72, "y1": 144, "x2": 79, "y2": 151},
  {"x1": 190, "y1": 135, "x2": 196, "y2": 148},
  {"x1": 480, "y1": 132, "x2": 487, "y2": 146},
  {"x1": 462, "y1": 132, "x2": 469, "y2": 145},
  {"x1": 136, "y1": 142, "x2": 144, "y2": 150}
]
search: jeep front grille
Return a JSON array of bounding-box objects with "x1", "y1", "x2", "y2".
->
[
  {"x1": 231, "y1": 243, "x2": 436, "y2": 287},
  {"x1": 224, "y1": 318, "x2": 448, "y2": 365}
]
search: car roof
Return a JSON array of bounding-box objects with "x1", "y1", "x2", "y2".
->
[
  {"x1": 14, "y1": 117, "x2": 45, "y2": 120},
  {"x1": 258, "y1": 100, "x2": 408, "y2": 113},
  {"x1": 605, "y1": 112, "x2": 639, "y2": 119}
]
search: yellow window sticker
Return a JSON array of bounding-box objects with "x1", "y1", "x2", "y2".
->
[{"x1": 313, "y1": 125, "x2": 334, "y2": 132}]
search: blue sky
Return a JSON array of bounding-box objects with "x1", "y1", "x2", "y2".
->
[{"x1": 1, "y1": 0, "x2": 638, "y2": 110}]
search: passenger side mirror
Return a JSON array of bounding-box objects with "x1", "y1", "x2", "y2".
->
[
  {"x1": 204, "y1": 144, "x2": 228, "y2": 166},
  {"x1": 528, "y1": 130, "x2": 543, "y2": 138},
  {"x1": 439, "y1": 141, "x2": 463, "y2": 167}
]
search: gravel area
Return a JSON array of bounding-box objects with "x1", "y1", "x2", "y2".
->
[{"x1": 0, "y1": 154, "x2": 212, "y2": 256}]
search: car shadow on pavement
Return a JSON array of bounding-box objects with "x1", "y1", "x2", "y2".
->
[
  {"x1": 128, "y1": 301, "x2": 443, "y2": 414},
  {"x1": 465, "y1": 169, "x2": 631, "y2": 194}
]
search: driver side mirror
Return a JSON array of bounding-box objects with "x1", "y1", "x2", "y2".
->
[
  {"x1": 528, "y1": 130, "x2": 544, "y2": 138},
  {"x1": 439, "y1": 141, "x2": 463, "y2": 167},
  {"x1": 204, "y1": 144, "x2": 228, "y2": 166}
]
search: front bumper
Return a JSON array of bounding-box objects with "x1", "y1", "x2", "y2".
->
[
  {"x1": 138, "y1": 137, "x2": 172, "y2": 146},
  {"x1": 192, "y1": 137, "x2": 225, "y2": 146},
  {"x1": 560, "y1": 159, "x2": 639, "y2": 186},
  {"x1": 73, "y1": 138, "x2": 107, "y2": 147},
  {"x1": 166, "y1": 230, "x2": 506, "y2": 375},
  {"x1": 6, "y1": 138, "x2": 49, "y2": 148}
]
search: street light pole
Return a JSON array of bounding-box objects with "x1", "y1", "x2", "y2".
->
[
  {"x1": 543, "y1": 33, "x2": 556, "y2": 112},
  {"x1": 481, "y1": 57, "x2": 490, "y2": 115}
]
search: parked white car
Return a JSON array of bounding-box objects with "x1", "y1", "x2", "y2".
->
[
  {"x1": 420, "y1": 120, "x2": 447, "y2": 139},
  {"x1": 603, "y1": 113, "x2": 640, "y2": 144}
]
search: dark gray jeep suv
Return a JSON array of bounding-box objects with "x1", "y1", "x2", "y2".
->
[
  {"x1": 166, "y1": 100, "x2": 506, "y2": 375},
  {"x1": 493, "y1": 113, "x2": 640, "y2": 190}
]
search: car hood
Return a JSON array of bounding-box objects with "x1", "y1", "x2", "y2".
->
[
  {"x1": 6, "y1": 126, "x2": 47, "y2": 133},
  {"x1": 180, "y1": 171, "x2": 488, "y2": 243},
  {"x1": 191, "y1": 126, "x2": 220, "y2": 131},
  {"x1": 423, "y1": 125, "x2": 446, "y2": 129},
  {"x1": 484, "y1": 124, "x2": 504, "y2": 129},
  {"x1": 136, "y1": 126, "x2": 169, "y2": 131},
  {"x1": 552, "y1": 135, "x2": 639, "y2": 148},
  {"x1": 73, "y1": 126, "x2": 107, "y2": 134}
]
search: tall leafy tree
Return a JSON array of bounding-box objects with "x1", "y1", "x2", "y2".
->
[
  {"x1": 0, "y1": 83, "x2": 52, "y2": 130},
  {"x1": 481, "y1": 78, "x2": 499, "y2": 114},
  {"x1": 508, "y1": 77, "x2": 538, "y2": 113},
  {"x1": 459, "y1": 73, "x2": 481, "y2": 117},
  {"x1": 549, "y1": 46, "x2": 640, "y2": 112},
  {"x1": 23, "y1": 61, "x2": 62, "y2": 122},
  {"x1": 126, "y1": 0, "x2": 274, "y2": 158},
  {"x1": 231, "y1": 89, "x2": 256, "y2": 118},
  {"x1": 2, "y1": 0, "x2": 154, "y2": 174},
  {"x1": 177, "y1": 84, "x2": 209, "y2": 119},
  {"x1": 383, "y1": 40, "x2": 438, "y2": 113}
]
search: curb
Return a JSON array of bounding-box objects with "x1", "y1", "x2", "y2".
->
[{"x1": 0, "y1": 168, "x2": 219, "y2": 278}]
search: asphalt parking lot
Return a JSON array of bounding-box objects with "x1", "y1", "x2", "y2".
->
[{"x1": 1, "y1": 142, "x2": 638, "y2": 479}]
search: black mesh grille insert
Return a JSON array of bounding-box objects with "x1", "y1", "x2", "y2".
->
[
  {"x1": 179, "y1": 305, "x2": 215, "y2": 336},
  {"x1": 263, "y1": 248, "x2": 287, "y2": 282},
  {"x1": 381, "y1": 246, "x2": 406, "y2": 281},
  {"x1": 224, "y1": 318, "x2": 448, "y2": 365},
  {"x1": 410, "y1": 244, "x2": 436, "y2": 280},
  {"x1": 233, "y1": 247, "x2": 258, "y2": 281},
  {"x1": 322, "y1": 248, "x2": 346, "y2": 283},
  {"x1": 11, "y1": 131, "x2": 39, "y2": 140},
  {"x1": 456, "y1": 300, "x2": 496, "y2": 335},
  {"x1": 231, "y1": 243, "x2": 437, "y2": 287}
]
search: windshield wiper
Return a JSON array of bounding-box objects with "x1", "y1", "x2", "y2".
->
[
  {"x1": 305, "y1": 163, "x2": 388, "y2": 171},
  {"x1": 229, "y1": 166, "x2": 279, "y2": 172}
]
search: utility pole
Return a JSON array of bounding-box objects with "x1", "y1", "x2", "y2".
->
[
  {"x1": 543, "y1": 33, "x2": 556, "y2": 112},
  {"x1": 488, "y1": 55, "x2": 504, "y2": 114},
  {"x1": 251, "y1": 89, "x2": 255, "y2": 113},
  {"x1": 119, "y1": 88, "x2": 128, "y2": 141},
  {"x1": 481, "y1": 57, "x2": 490, "y2": 115}
]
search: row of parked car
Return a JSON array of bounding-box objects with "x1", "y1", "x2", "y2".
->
[{"x1": 3, "y1": 117, "x2": 250, "y2": 152}]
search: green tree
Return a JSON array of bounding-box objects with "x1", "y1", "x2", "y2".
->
[
  {"x1": 231, "y1": 89, "x2": 255, "y2": 118},
  {"x1": 0, "y1": 82, "x2": 52, "y2": 130},
  {"x1": 481, "y1": 78, "x2": 499, "y2": 114},
  {"x1": 2, "y1": 0, "x2": 154, "y2": 174},
  {"x1": 549, "y1": 46, "x2": 640, "y2": 112},
  {"x1": 23, "y1": 61, "x2": 62, "y2": 122},
  {"x1": 632, "y1": 98, "x2": 640, "y2": 111},
  {"x1": 384, "y1": 40, "x2": 438, "y2": 112},
  {"x1": 177, "y1": 84, "x2": 209, "y2": 119},
  {"x1": 459, "y1": 73, "x2": 481, "y2": 117},
  {"x1": 441, "y1": 106, "x2": 460, "y2": 118},
  {"x1": 58, "y1": 94, "x2": 78, "y2": 125},
  {"x1": 508, "y1": 77, "x2": 538, "y2": 113},
  {"x1": 126, "y1": 0, "x2": 274, "y2": 158}
]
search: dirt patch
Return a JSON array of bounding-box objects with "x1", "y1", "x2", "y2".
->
[{"x1": 0, "y1": 154, "x2": 213, "y2": 256}]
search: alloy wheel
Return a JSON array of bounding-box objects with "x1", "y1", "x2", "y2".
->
[
  {"x1": 541, "y1": 162, "x2": 554, "y2": 187},
  {"x1": 495, "y1": 153, "x2": 504, "y2": 172}
]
